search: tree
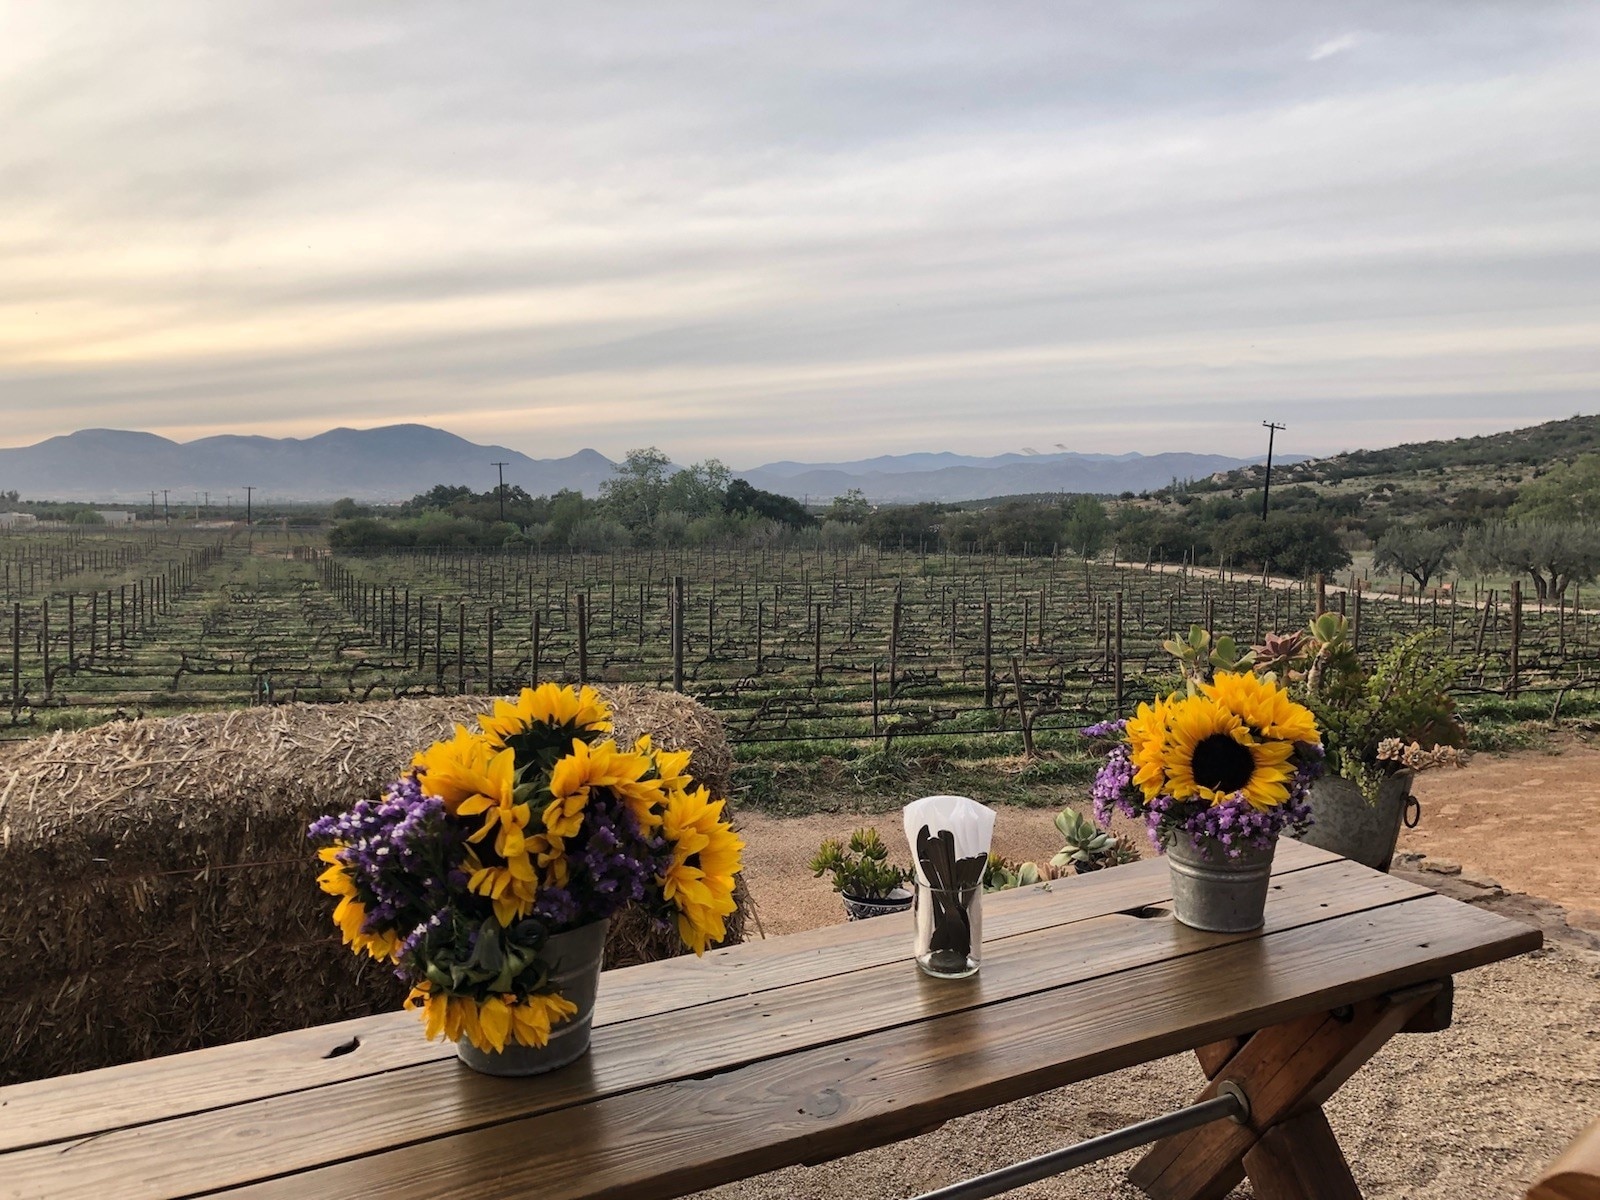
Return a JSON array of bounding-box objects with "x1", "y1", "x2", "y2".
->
[
  {"x1": 1459, "y1": 521, "x2": 1600, "y2": 600},
  {"x1": 600, "y1": 448, "x2": 674, "y2": 534},
  {"x1": 724, "y1": 478, "x2": 814, "y2": 528},
  {"x1": 1511, "y1": 454, "x2": 1600, "y2": 523},
  {"x1": 1061, "y1": 496, "x2": 1110, "y2": 558},
  {"x1": 1213, "y1": 513, "x2": 1351, "y2": 577},
  {"x1": 329, "y1": 497, "x2": 364, "y2": 520},
  {"x1": 824, "y1": 489, "x2": 871, "y2": 524},
  {"x1": 659, "y1": 459, "x2": 732, "y2": 521},
  {"x1": 1372, "y1": 525, "x2": 1457, "y2": 590}
]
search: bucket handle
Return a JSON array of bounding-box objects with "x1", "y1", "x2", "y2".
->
[{"x1": 1403, "y1": 795, "x2": 1422, "y2": 829}]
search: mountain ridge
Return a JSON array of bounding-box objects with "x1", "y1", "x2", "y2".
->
[{"x1": 0, "y1": 424, "x2": 1284, "y2": 504}]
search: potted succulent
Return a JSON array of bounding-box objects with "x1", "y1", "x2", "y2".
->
[
  {"x1": 1256, "y1": 615, "x2": 1468, "y2": 871},
  {"x1": 810, "y1": 828, "x2": 912, "y2": 920}
]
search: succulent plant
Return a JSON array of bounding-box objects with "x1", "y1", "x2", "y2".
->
[
  {"x1": 810, "y1": 827, "x2": 909, "y2": 900},
  {"x1": 983, "y1": 853, "x2": 1050, "y2": 893},
  {"x1": 1161, "y1": 624, "x2": 1255, "y2": 690},
  {"x1": 1050, "y1": 808, "x2": 1140, "y2": 874}
]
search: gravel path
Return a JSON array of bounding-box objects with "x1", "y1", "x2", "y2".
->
[{"x1": 697, "y1": 796, "x2": 1600, "y2": 1200}]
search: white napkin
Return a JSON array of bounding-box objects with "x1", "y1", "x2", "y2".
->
[{"x1": 903, "y1": 794, "x2": 997, "y2": 886}]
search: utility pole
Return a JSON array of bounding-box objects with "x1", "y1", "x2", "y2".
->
[
  {"x1": 244, "y1": 486, "x2": 254, "y2": 527},
  {"x1": 491, "y1": 461, "x2": 509, "y2": 522},
  {"x1": 1261, "y1": 421, "x2": 1286, "y2": 519},
  {"x1": 149, "y1": 490, "x2": 157, "y2": 520},
  {"x1": 162, "y1": 490, "x2": 170, "y2": 525}
]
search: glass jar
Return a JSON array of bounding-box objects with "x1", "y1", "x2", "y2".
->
[{"x1": 913, "y1": 879, "x2": 982, "y2": 978}]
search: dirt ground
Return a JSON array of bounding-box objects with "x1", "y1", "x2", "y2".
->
[
  {"x1": 1404, "y1": 742, "x2": 1600, "y2": 930},
  {"x1": 701, "y1": 747, "x2": 1600, "y2": 1200}
]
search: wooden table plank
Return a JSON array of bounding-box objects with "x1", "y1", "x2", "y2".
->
[
  {"x1": 218, "y1": 896, "x2": 1541, "y2": 1200},
  {"x1": 0, "y1": 861, "x2": 1425, "y2": 1200},
  {"x1": 0, "y1": 840, "x2": 1340, "y2": 1153}
]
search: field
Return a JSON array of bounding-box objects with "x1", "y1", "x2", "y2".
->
[{"x1": 5, "y1": 528, "x2": 1599, "y2": 771}]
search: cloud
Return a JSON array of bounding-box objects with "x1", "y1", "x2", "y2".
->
[
  {"x1": 2, "y1": 1, "x2": 1599, "y2": 466},
  {"x1": 1308, "y1": 32, "x2": 1362, "y2": 61}
]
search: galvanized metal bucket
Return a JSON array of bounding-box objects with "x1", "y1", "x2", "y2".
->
[
  {"x1": 1166, "y1": 837, "x2": 1276, "y2": 933},
  {"x1": 455, "y1": 918, "x2": 610, "y2": 1077},
  {"x1": 1298, "y1": 772, "x2": 1416, "y2": 871}
]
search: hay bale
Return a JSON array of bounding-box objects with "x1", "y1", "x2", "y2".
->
[{"x1": 0, "y1": 687, "x2": 743, "y2": 1085}]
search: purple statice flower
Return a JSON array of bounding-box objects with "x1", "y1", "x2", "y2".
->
[
  {"x1": 309, "y1": 774, "x2": 464, "y2": 937},
  {"x1": 1090, "y1": 744, "x2": 1143, "y2": 826},
  {"x1": 1081, "y1": 718, "x2": 1128, "y2": 739},
  {"x1": 555, "y1": 785, "x2": 674, "y2": 928}
]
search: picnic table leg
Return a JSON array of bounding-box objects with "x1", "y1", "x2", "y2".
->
[{"x1": 1128, "y1": 981, "x2": 1446, "y2": 1200}]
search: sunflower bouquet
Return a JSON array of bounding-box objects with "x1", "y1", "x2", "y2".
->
[
  {"x1": 309, "y1": 684, "x2": 743, "y2": 1056},
  {"x1": 1086, "y1": 672, "x2": 1323, "y2": 858}
]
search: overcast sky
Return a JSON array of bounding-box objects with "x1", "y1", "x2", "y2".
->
[{"x1": 3, "y1": 1, "x2": 1599, "y2": 466}]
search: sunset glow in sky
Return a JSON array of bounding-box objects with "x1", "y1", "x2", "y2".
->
[{"x1": 4, "y1": 1, "x2": 1599, "y2": 465}]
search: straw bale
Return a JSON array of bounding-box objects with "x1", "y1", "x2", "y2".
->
[{"x1": 0, "y1": 687, "x2": 743, "y2": 1085}]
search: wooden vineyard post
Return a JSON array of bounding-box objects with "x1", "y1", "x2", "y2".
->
[
  {"x1": 402, "y1": 589, "x2": 411, "y2": 661},
  {"x1": 755, "y1": 601, "x2": 763, "y2": 676},
  {"x1": 813, "y1": 603, "x2": 822, "y2": 688},
  {"x1": 1509, "y1": 580, "x2": 1521, "y2": 699},
  {"x1": 1115, "y1": 589, "x2": 1125, "y2": 717},
  {"x1": 1011, "y1": 657, "x2": 1034, "y2": 757},
  {"x1": 487, "y1": 607, "x2": 497, "y2": 693},
  {"x1": 530, "y1": 612, "x2": 541, "y2": 686},
  {"x1": 871, "y1": 662, "x2": 880, "y2": 734},
  {"x1": 10, "y1": 601, "x2": 19, "y2": 721},
  {"x1": 40, "y1": 600, "x2": 49, "y2": 698},
  {"x1": 89, "y1": 592, "x2": 98, "y2": 664},
  {"x1": 1315, "y1": 573, "x2": 1326, "y2": 617},
  {"x1": 66, "y1": 594, "x2": 74, "y2": 675},
  {"x1": 434, "y1": 603, "x2": 444, "y2": 690},
  {"x1": 672, "y1": 574, "x2": 684, "y2": 692},
  {"x1": 119, "y1": 584, "x2": 127, "y2": 651},
  {"x1": 457, "y1": 604, "x2": 467, "y2": 695},
  {"x1": 888, "y1": 593, "x2": 901, "y2": 699},
  {"x1": 576, "y1": 593, "x2": 588, "y2": 685},
  {"x1": 1475, "y1": 590, "x2": 1492, "y2": 658},
  {"x1": 1352, "y1": 584, "x2": 1362, "y2": 650},
  {"x1": 983, "y1": 599, "x2": 994, "y2": 709},
  {"x1": 1253, "y1": 591, "x2": 1262, "y2": 642}
]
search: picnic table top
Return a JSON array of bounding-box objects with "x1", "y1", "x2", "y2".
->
[{"x1": 0, "y1": 837, "x2": 1541, "y2": 1200}]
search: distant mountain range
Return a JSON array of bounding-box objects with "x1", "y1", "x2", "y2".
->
[
  {"x1": 0, "y1": 427, "x2": 614, "y2": 504},
  {"x1": 0, "y1": 425, "x2": 1282, "y2": 504}
]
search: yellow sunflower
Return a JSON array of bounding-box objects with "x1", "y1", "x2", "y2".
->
[
  {"x1": 1201, "y1": 671, "x2": 1319, "y2": 745},
  {"x1": 412, "y1": 725, "x2": 502, "y2": 815},
  {"x1": 545, "y1": 737, "x2": 661, "y2": 839},
  {"x1": 405, "y1": 982, "x2": 482, "y2": 1046},
  {"x1": 478, "y1": 683, "x2": 612, "y2": 748},
  {"x1": 659, "y1": 786, "x2": 744, "y2": 955},
  {"x1": 1162, "y1": 695, "x2": 1295, "y2": 810},
  {"x1": 317, "y1": 845, "x2": 401, "y2": 961},
  {"x1": 1124, "y1": 693, "x2": 1179, "y2": 801}
]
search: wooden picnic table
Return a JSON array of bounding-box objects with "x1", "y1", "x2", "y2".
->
[{"x1": 0, "y1": 837, "x2": 1540, "y2": 1200}]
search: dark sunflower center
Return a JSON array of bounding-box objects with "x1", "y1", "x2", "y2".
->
[{"x1": 1191, "y1": 734, "x2": 1255, "y2": 794}]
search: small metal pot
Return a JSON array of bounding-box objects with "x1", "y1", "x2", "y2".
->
[
  {"x1": 1166, "y1": 836, "x2": 1276, "y2": 933},
  {"x1": 455, "y1": 918, "x2": 610, "y2": 1077},
  {"x1": 842, "y1": 887, "x2": 913, "y2": 921}
]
